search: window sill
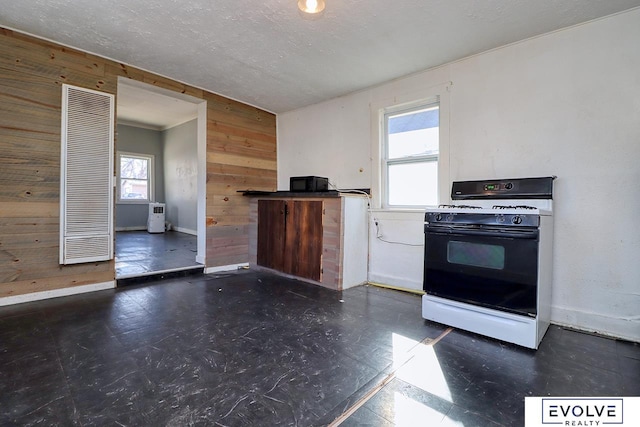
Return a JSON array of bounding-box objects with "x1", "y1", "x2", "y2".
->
[
  {"x1": 371, "y1": 207, "x2": 427, "y2": 213},
  {"x1": 370, "y1": 208, "x2": 426, "y2": 221}
]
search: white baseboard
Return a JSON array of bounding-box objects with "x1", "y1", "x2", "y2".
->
[
  {"x1": 0, "y1": 281, "x2": 116, "y2": 307},
  {"x1": 115, "y1": 226, "x2": 147, "y2": 232},
  {"x1": 367, "y1": 272, "x2": 423, "y2": 292},
  {"x1": 551, "y1": 305, "x2": 639, "y2": 343},
  {"x1": 205, "y1": 263, "x2": 249, "y2": 274},
  {"x1": 172, "y1": 226, "x2": 197, "y2": 236}
]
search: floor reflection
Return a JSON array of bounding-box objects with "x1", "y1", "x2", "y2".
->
[{"x1": 395, "y1": 337, "x2": 453, "y2": 403}]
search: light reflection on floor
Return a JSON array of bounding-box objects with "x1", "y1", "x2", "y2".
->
[
  {"x1": 391, "y1": 332, "x2": 455, "y2": 425},
  {"x1": 395, "y1": 338, "x2": 453, "y2": 402},
  {"x1": 392, "y1": 391, "x2": 450, "y2": 426}
]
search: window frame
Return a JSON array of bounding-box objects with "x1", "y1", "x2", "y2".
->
[
  {"x1": 382, "y1": 101, "x2": 440, "y2": 209},
  {"x1": 116, "y1": 151, "x2": 155, "y2": 204},
  {"x1": 370, "y1": 83, "x2": 451, "y2": 212}
]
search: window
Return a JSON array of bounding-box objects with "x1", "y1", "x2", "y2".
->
[
  {"x1": 117, "y1": 152, "x2": 154, "y2": 203},
  {"x1": 383, "y1": 100, "x2": 440, "y2": 208}
]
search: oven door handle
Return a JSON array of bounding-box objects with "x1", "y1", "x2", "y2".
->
[{"x1": 425, "y1": 225, "x2": 539, "y2": 239}]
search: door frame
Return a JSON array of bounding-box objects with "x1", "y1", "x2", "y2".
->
[{"x1": 116, "y1": 78, "x2": 207, "y2": 266}]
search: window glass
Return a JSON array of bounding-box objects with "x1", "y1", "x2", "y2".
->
[
  {"x1": 387, "y1": 107, "x2": 439, "y2": 159},
  {"x1": 388, "y1": 161, "x2": 438, "y2": 206},
  {"x1": 384, "y1": 103, "x2": 439, "y2": 208},
  {"x1": 118, "y1": 153, "x2": 152, "y2": 202}
]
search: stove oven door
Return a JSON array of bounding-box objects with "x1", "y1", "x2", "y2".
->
[{"x1": 423, "y1": 224, "x2": 539, "y2": 317}]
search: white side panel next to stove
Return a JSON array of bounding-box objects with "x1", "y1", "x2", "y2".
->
[
  {"x1": 537, "y1": 215, "x2": 554, "y2": 344},
  {"x1": 341, "y1": 196, "x2": 369, "y2": 289}
]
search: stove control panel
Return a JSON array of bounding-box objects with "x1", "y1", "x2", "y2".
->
[
  {"x1": 451, "y1": 176, "x2": 554, "y2": 200},
  {"x1": 425, "y1": 212, "x2": 540, "y2": 227},
  {"x1": 483, "y1": 182, "x2": 513, "y2": 192}
]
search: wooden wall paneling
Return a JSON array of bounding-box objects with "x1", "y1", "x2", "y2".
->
[
  {"x1": 1, "y1": 27, "x2": 277, "y2": 299},
  {"x1": 0, "y1": 69, "x2": 61, "y2": 106},
  {"x1": 206, "y1": 100, "x2": 277, "y2": 267},
  {"x1": 209, "y1": 123, "x2": 276, "y2": 143},
  {"x1": 207, "y1": 193, "x2": 250, "y2": 208},
  {"x1": 208, "y1": 170, "x2": 276, "y2": 189},
  {"x1": 208, "y1": 129, "x2": 276, "y2": 159},
  {"x1": 0, "y1": 270, "x2": 115, "y2": 298},
  {"x1": 2, "y1": 134, "x2": 60, "y2": 165},
  {"x1": 206, "y1": 97, "x2": 275, "y2": 133},
  {"x1": 0, "y1": 34, "x2": 118, "y2": 96},
  {"x1": 0, "y1": 30, "x2": 106, "y2": 77},
  {"x1": 0, "y1": 217, "x2": 59, "y2": 236},
  {"x1": 206, "y1": 224, "x2": 252, "y2": 267},
  {"x1": 104, "y1": 63, "x2": 146, "y2": 82},
  {"x1": 0, "y1": 231, "x2": 59, "y2": 250},
  {"x1": 208, "y1": 163, "x2": 277, "y2": 178},
  {"x1": 0, "y1": 201, "x2": 59, "y2": 218},
  {"x1": 321, "y1": 198, "x2": 342, "y2": 289},
  {"x1": 0, "y1": 30, "x2": 117, "y2": 298},
  {"x1": 206, "y1": 183, "x2": 276, "y2": 197},
  {"x1": 206, "y1": 152, "x2": 277, "y2": 171},
  {"x1": 210, "y1": 205, "x2": 250, "y2": 220},
  {"x1": 0, "y1": 247, "x2": 112, "y2": 285},
  {"x1": 207, "y1": 105, "x2": 275, "y2": 265},
  {"x1": 0, "y1": 99, "x2": 61, "y2": 136}
]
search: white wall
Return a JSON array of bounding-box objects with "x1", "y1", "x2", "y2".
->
[
  {"x1": 163, "y1": 119, "x2": 198, "y2": 235},
  {"x1": 277, "y1": 90, "x2": 372, "y2": 191},
  {"x1": 277, "y1": 9, "x2": 640, "y2": 341}
]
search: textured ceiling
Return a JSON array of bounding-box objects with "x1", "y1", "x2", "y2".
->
[
  {"x1": 117, "y1": 81, "x2": 199, "y2": 130},
  {"x1": 1, "y1": 0, "x2": 639, "y2": 114}
]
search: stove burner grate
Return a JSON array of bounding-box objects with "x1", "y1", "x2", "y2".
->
[
  {"x1": 492, "y1": 205, "x2": 537, "y2": 210},
  {"x1": 438, "y1": 204, "x2": 482, "y2": 209}
]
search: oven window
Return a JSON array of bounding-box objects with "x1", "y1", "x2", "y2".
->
[{"x1": 447, "y1": 241, "x2": 505, "y2": 270}]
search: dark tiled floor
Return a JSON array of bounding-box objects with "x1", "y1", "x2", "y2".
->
[
  {"x1": 0, "y1": 271, "x2": 637, "y2": 426},
  {"x1": 115, "y1": 230, "x2": 201, "y2": 278}
]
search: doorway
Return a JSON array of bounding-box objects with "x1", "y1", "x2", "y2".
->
[{"x1": 115, "y1": 78, "x2": 207, "y2": 279}]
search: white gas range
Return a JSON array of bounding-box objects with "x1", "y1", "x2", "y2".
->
[{"x1": 422, "y1": 177, "x2": 555, "y2": 349}]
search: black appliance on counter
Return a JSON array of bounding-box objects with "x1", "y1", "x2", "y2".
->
[{"x1": 290, "y1": 176, "x2": 329, "y2": 192}]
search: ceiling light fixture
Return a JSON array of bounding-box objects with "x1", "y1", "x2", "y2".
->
[{"x1": 298, "y1": 0, "x2": 325, "y2": 15}]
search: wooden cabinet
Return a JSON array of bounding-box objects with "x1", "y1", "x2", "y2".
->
[
  {"x1": 256, "y1": 200, "x2": 287, "y2": 272},
  {"x1": 249, "y1": 194, "x2": 368, "y2": 291},
  {"x1": 257, "y1": 199, "x2": 323, "y2": 281}
]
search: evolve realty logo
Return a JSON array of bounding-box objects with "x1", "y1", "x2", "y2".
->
[
  {"x1": 542, "y1": 398, "x2": 622, "y2": 425},
  {"x1": 525, "y1": 397, "x2": 640, "y2": 427}
]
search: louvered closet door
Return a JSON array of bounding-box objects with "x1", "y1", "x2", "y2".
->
[{"x1": 60, "y1": 85, "x2": 115, "y2": 265}]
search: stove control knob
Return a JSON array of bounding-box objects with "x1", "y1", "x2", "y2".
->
[
  {"x1": 435, "y1": 214, "x2": 442, "y2": 221},
  {"x1": 512, "y1": 215, "x2": 522, "y2": 225},
  {"x1": 446, "y1": 214, "x2": 454, "y2": 222},
  {"x1": 505, "y1": 182, "x2": 514, "y2": 190},
  {"x1": 497, "y1": 215, "x2": 505, "y2": 223}
]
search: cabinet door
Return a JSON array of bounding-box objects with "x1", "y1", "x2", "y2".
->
[
  {"x1": 284, "y1": 200, "x2": 323, "y2": 281},
  {"x1": 257, "y1": 200, "x2": 287, "y2": 272}
]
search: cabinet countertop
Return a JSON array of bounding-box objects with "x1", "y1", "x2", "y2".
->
[{"x1": 241, "y1": 190, "x2": 369, "y2": 198}]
